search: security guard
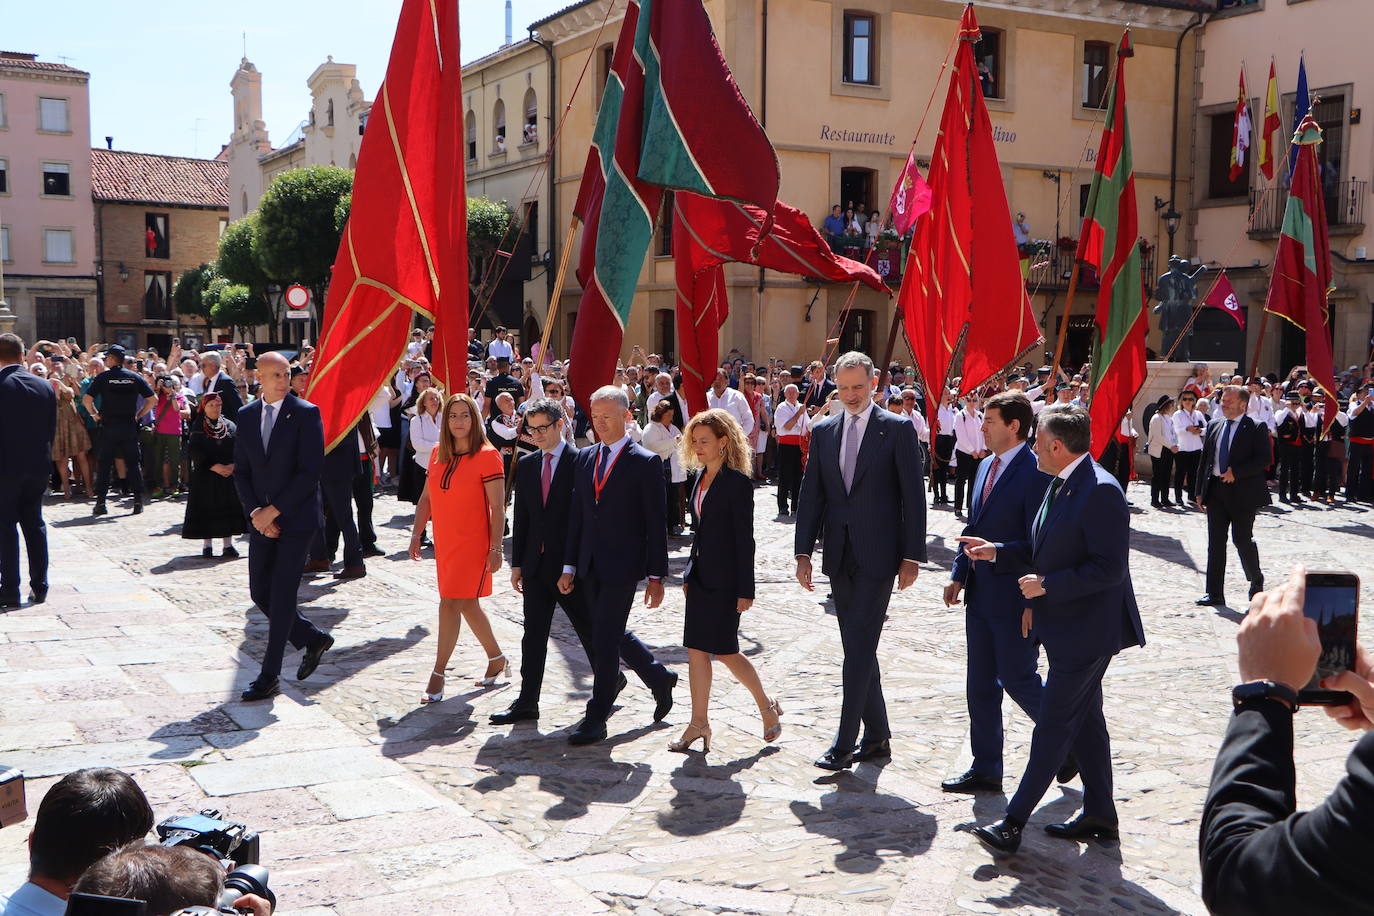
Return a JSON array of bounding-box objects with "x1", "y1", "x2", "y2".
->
[{"x1": 82, "y1": 345, "x2": 154, "y2": 516}]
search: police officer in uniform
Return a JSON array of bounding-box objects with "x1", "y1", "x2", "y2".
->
[{"x1": 82, "y1": 345, "x2": 154, "y2": 516}]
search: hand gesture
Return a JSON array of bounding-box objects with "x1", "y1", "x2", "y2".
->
[
  {"x1": 954, "y1": 536, "x2": 996, "y2": 562},
  {"x1": 942, "y1": 581, "x2": 963, "y2": 607},
  {"x1": 1324, "y1": 644, "x2": 1374, "y2": 731},
  {"x1": 557, "y1": 572, "x2": 575, "y2": 595},
  {"x1": 644, "y1": 579, "x2": 664, "y2": 608},
  {"x1": 736, "y1": 598, "x2": 753, "y2": 614},
  {"x1": 1237, "y1": 565, "x2": 1320, "y2": 692},
  {"x1": 795, "y1": 555, "x2": 814, "y2": 592},
  {"x1": 1018, "y1": 574, "x2": 1045, "y2": 599}
]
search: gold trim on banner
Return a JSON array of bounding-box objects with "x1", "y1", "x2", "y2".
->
[{"x1": 381, "y1": 84, "x2": 442, "y2": 301}]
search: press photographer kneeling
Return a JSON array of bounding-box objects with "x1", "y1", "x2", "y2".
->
[{"x1": 1201, "y1": 564, "x2": 1374, "y2": 915}]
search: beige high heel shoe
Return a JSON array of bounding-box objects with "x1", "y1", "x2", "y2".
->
[
  {"x1": 668, "y1": 721, "x2": 712, "y2": 753},
  {"x1": 475, "y1": 653, "x2": 508, "y2": 687},
  {"x1": 419, "y1": 671, "x2": 445, "y2": 705},
  {"x1": 763, "y1": 698, "x2": 784, "y2": 743}
]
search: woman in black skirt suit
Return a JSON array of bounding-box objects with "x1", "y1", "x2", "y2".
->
[
  {"x1": 181, "y1": 392, "x2": 246, "y2": 557},
  {"x1": 669, "y1": 408, "x2": 782, "y2": 753}
]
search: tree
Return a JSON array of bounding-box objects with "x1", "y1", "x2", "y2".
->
[
  {"x1": 208, "y1": 281, "x2": 271, "y2": 341},
  {"x1": 173, "y1": 263, "x2": 217, "y2": 320},
  {"x1": 253, "y1": 166, "x2": 354, "y2": 299},
  {"x1": 334, "y1": 192, "x2": 351, "y2": 235},
  {"x1": 467, "y1": 196, "x2": 518, "y2": 320},
  {"x1": 217, "y1": 214, "x2": 270, "y2": 291}
]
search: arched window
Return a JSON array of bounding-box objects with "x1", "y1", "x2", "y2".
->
[
  {"x1": 326, "y1": 98, "x2": 335, "y2": 126},
  {"x1": 465, "y1": 111, "x2": 477, "y2": 161},
  {"x1": 493, "y1": 99, "x2": 506, "y2": 152},
  {"x1": 241, "y1": 190, "x2": 248, "y2": 213},
  {"x1": 522, "y1": 88, "x2": 538, "y2": 144}
]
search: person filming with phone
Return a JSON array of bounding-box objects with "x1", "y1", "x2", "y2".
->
[{"x1": 1201, "y1": 565, "x2": 1372, "y2": 915}]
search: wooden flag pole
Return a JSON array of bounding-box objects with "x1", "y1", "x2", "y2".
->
[
  {"x1": 1050, "y1": 260, "x2": 1083, "y2": 381},
  {"x1": 536, "y1": 219, "x2": 579, "y2": 366},
  {"x1": 1248, "y1": 307, "x2": 1270, "y2": 377},
  {"x1": 878, "y1": 305, "x2": 904, "y2": 392}
]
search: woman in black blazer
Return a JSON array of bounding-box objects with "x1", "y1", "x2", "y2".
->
[{"x1": 670, "y1": 409, "x2": 782, "y2": 753}]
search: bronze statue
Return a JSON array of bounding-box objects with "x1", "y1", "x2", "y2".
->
[{"x1": 1154, "y1": 255, "x2": 1199, "y2": 362}]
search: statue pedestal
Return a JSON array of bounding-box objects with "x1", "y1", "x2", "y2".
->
[{"x1": 1132, "y1": 360, "x2": 1237, "y2": 477}]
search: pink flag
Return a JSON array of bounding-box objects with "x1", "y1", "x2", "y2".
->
[
  {"x1": 1205, "y1": 272, "x2": 1247, "y2": 330},
  {"x1": 888, "y1": 151, "x2": 933, "y2": 235}
]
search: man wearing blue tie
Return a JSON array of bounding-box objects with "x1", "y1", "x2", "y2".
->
[
  {"x1": 941, "y1": 392, "x2": 1053, "y2": 793},
  {"x1": 1195, "y1": 385, "x2": 1271, "y2": 607},
  {"x1": 958, "y1": 405, "x2": 1145, "y2": 853},
  {"x1": 233, "y1": 352, "x2": 334, "y2": 701}
]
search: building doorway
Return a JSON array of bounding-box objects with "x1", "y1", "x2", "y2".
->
[
  {"x1": 146, "y1": 332, "x2": 176, "y2": 356},
  {"x1": 1279, "y1": 304, "x2": 1335, "y2": 378},
  {"x1": 839, "y1": 308, "x2": 876, "y2": 357},
  {"x1": 1059, "y1": 314, "x2": 1096, "y2": 370},
  {"x1": 839, "y1": 168, "x2": 876, "y2": 218},
  {"x1": 35, "y1": 297, "x2": 85, "y2": 344},
  {"x1": 654, "y1": 308, "x2": 676, "y2": 363}
]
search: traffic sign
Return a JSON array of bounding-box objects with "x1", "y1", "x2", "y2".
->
[
  {"x1": 284, "y1": 311, "x2": 311, "y2": 321},
  {"x1": 285, "y1": 284, "x2": 311, "y2": 310}
]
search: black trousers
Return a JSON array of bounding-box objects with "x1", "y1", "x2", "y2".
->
[
  {"x1": 829, "y1": 542, "x2": 896, "y2": 751},
  {"x1": 1205, "y1": 480, "x2": 1263, "y2": 597},
  {"x1": 354, "y1": 458, "x2": 376, "y2": 548},
  {"x1": 1299, "y1": 442, "x2": 1315, "y2": 494},
  {"x1": 954, "y1": 449, "x2": 978, "y2": 512},
  {"x1": 1347, "y1": 442, "x2": 1373, "y2": 502},
  {"x1": 777, "y1": 443, "x2": 803, "y2": 512},
  {"x1": 1277, "y1": 442, "x2": 1304, "y2": 501},
  {"x1": 1174, "y1": 450, "x2": 1202, "y2": 502},
  {"x1": 1314, "y1": 451, "x2": 1342, "y2": 498},
  {"x1": 94, "y1": 422, "x2": 144, "y2": 500},
  {"x1": 583, "y1": 576, "x2": 673, "y2": 723},
  {"x1": 0, "y1": 473, "x2": 48, "y2": 603},
  {"x1": 966, "y1": 608, "x2": 1042, "y2": 777},
  {"x1": 933, "y1": 435, "x2": 955, "y2": 499},
  {"x1": 313, "y1": 477, "x2": 362, "y2": 567},
  {"x1": 248, "y1": 530, "x2": 326, "y2": 682},
  {"x1": 515, "y1": 571, "x2": 594, "y2": 708},
  {"x1": 663, "y1": 468, "x2": 684, "y2": 530},
  {"x1": 1150, "y1": 451, "x2": 1175, "y2": 505}
]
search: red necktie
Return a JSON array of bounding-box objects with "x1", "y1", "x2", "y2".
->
[
  {"x1": 541, "y1": 452, "x2": 554, "y2": 505},
  {"x1": 980, "y1": 455, "x2": 1001, "y2": 506}
]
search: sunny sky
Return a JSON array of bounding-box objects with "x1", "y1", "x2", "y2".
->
[{"x1": 5, "y1": 0, "x2": 576, "y2": 159}]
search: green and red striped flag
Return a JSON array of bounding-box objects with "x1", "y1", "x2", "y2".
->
[
  {"x1": 568, "y1": 0, "x2": 778, "y2": 403},
  {"x1": 1264, "y1": 111, "x2": 1338, "y2": 430},
  {"x1": 1080, "y1": 30, "x2": 1146, "y2": 458}
]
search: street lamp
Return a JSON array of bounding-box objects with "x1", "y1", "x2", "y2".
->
[{"x1": 1154, "y1": 197, "x2": 1182, "y2": 254}]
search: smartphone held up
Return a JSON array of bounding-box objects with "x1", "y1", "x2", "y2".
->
[{"x1": 1298, "y1": 570, "x2": 1360, "y2": 707}]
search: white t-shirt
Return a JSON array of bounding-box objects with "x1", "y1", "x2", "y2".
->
[{"x1": 368, "y1": 386, "x2": 394, "y2": 429}]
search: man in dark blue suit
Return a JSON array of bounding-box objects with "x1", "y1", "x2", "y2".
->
[
  {"x1": 305, "y1": 422, "x2": 366, "y2": 580},
  {"x1": 959, "y1": 405, "x2": 1145, "y2": 853},
  {"x1": 795, "y1": 351, "x2": 927, "y2": 771},
  {"x1": 942, "y1": 391, "x2": 1052, "y2": 793},
  {"x1": 0, "y1": 334, "x2": 56, "y2": 608},
  {"x1": 558, "y1": 386, "x2": 677, "y2": 745},
  {"x1": 233, "y1": 352, "x2": 333, "y2": 700},
  {"x1": 1195, "y1": 385, "x2": 1271, "y2": 606}
]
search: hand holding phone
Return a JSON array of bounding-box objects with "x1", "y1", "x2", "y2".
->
[{"x1": 1298, "y1": 570, "x2": 1360, "y2": 706}]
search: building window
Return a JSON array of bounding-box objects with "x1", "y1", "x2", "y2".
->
[
  {"x1": 42, "y1": 162, "x2": 71, "y2": 197},
  {"x1": 1207, "y1": 112, "x2": 1248, "y2": 198},
  {"x1": 654, "y1": 308, "x2": 676, "y2": 362},
  {"x1": 597, "y1": 44, "x2": 614, "y2": 101},
  {"x1": 1, "y1": 226, "x2": 10, "y2": 262},
  {"x1": 144, "y1": 271, "x2": 172, "y2": 320},
  {"x1": 36, "y1": 298, "x2": 85, "y2": 343},
  {"x1": 465, "y1": 111, "x2": 477, "y2": 161},
  {"x1": 657, "y1": 191, "x2": 676, "y2": 256},
  {"x1": 842, "y1": 13, "x2": 877, "y2": 85},
  {"x1": 1083, "y1": 41, "x2": 1111, "y2": 110},
  {"x1": 523, "y1": 200, "x2": 539, "y2": 258},
  {"x1": 979, "y1": 29, "x2": 1004, "y2": 100},
  {"x1": 326, "y1": 98, "x2": 335, "y2": 127},
  {"x1": 522, "y1": 88, "x2": 538, "y2": 144},
  {"x1": 839, "y1": 308, "x2": 875, "y2": 355},
  {"x1": 43, "y1": 228, "x2": 75, "y2": 264},
  {"x1": 1079, "y1": 183, "x2": 1092, "y2": 218},
  {"x1": 0, "y1": 93, "x2": 6, "y2": 128},
  {"x1": 0, "y1": 158, "x2": 7, "y2": 194},
  {"x1": 38, "y1": 96, "x2": 69, "y2": 132},
  {"x1": 145, "y1": 213, "x2": 170, "y2": 259},
  {"x1": 219, "y1": 217, "x2": 229, "y2": 238},
  {"x1": 493, "y1": 99, "x2": 506, "y2": 152}
]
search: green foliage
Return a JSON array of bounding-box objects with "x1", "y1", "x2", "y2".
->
[
  {"x1": 253, "y1": 166, "x2": 355, "y2": 288},
  {"x1": 209, "y1": 282, "x2": 271, "y2": 335},
  {"x1": 173, "y1": 263, "x2": 217, "y2": 318},
  {"x1": 467, "y1": 196, "x2": 518, "y2": 302},
  {"x1": 334, "y1": 192, "x2": 352, "y2": 235},
  {"x1": 217, "y1": 214, "x2": 269, "y2": 290}
]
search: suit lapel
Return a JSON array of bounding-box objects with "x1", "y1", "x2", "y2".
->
[
  {"x1": 849, "y1": 409, "x2": 884, "y2": 490},
  {"x1": 1033, "y1": 457, "x2": 1090, "y2": 554}
]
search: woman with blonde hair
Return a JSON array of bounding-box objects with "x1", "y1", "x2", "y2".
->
[
  {"x1": 409, "y1": 393, "x2": 508, "y2": 703},
  {"x1": 669, "y1": 408, "x2": 781, "y2": 752}
]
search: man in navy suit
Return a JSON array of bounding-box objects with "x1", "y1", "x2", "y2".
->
[
  {"x1": 558, "y1": 386, "x2": 677, "y2": 745},
  {"x1": 795, "y1": 351, "x2": 927, "y2": 771},
  {"x1": 1195, "y1": 385, "x2": 1271, "y2": 606},
  {"x1": 960, "y1": 404, "x2": 1145, "y2": 853},
  {"x1": 233, "y1": 351, "x2": 333, "y2": 700},
  {"x1": 942, "y1": 391, "x2": 1052, "y2": 793},
  {"x1": 0, "y1": 334, "x2": 56, "y2": 609},
  {"x1": 305, "y1": 422, "x2": 366, "y2": 580}
]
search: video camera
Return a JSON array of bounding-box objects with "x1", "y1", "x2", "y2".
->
[{"x1": 156, "y1": 810, "x2": 260, "y2": 867}]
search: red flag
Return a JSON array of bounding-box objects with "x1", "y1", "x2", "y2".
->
[
  {"x1": 1258, "y1": 60, "x2": 1281, "y2": 181},
  {"x1": 898, "y1": 6, "x2": 1041, "y2": 422},
  {"x1": 887, "y1": 151, "x2": 933, "y2": 236},
  {"x1": 306, "y1": 0, "x2": 464, "y2": 450},
  {"x1": 1265, "y1": 112, "x2": 1338, "y2": 430},
  {"x1": 1204, "y1": 273, "x2": 1246, "y2": 330}
]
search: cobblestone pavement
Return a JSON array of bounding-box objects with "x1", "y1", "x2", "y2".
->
[{"x1": 3, "y1": 480, "x2": 1372, "y2": 915}]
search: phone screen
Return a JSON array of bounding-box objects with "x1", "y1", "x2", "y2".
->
[
  {"x1": 65, "y1": 893, "x2": 147, "y2": 916},
  {"x1": 1298, "y1": 573, "x2": 1360, "y2": 706}
]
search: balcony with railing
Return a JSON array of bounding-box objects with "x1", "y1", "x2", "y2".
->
[
  {"x1": 1248, "y1": 178, "x2": 1367, "y2": 238},
  {"x1": 1024, "y1": 243, "x2": 1156, "y2": 297}
]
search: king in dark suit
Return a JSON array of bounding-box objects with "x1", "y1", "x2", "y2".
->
[
  {"x1": 0, "y1": 334, "x2": 56, "y2": 609},
  {"x1": 558, "y1": 387, "x2": 677, "y2": 745},
  {"x1": 942, "y1": 392, "x2": 1052, "y2": 793},
  {"x1": 1195, "y1": 385, "x2": 1272, "y2": 607},
  {"x1": 795, "y1": 352, "x2": 927, "y2": 771},
  {"x1": 960, "y1": 404, "x2": 1145, "y2": 853},
  {"x1": 233, "y1": 352, "x2": 333, "y2": 700}
]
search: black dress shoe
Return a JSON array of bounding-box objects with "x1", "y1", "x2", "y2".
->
[
  {"x1": 202, "y1": 546, "x2": 215, "y2": 558},
  {"x1": 1195, "y1": 594, "x2": 1227, "y2": 606},
  {"x1": 93, "y1": 502, "x2": 107, "y2": 516},
  {"x1": 568, "y1": 719, "x2": 607, "y2": 745},
  {"x1": 1249, "y1": 579, "x2": 1265, "y2": 599},
  {"x1": 941, "y1": 769, "x2": 1002, "y2": 793},
  {"x1": 361, "y1": 545, "x2": 386, "y2": 558},
  {"x1": 1056, "y1": 753, "x2": 1080, "y2": 784},
  {"x1": 131, "y1": 500, "x2": 143, "y2": 515},
  {"x1": 296, "y1": 635, "x2": 334, "y2": 680},
  {"x1": 0, "y1": 597, "x2": 21, "y2": 610},
  {"x1": 853, "y1": 738, "x2": 891, "y2": 762},
  {"x1": 972, "y1": 818, "x2": 1024, "y2": 854},
  {"x1": 334, "y1": 565, "x2": 367, "y2": 580},
  {"x1": 240, "y1": 679, "x2": 281, "y2": 701},
  {"x1": 612, "y1": 672, "x2": 629, "y2": 705},
  {"x1": 490, "y1": 704, "x2": 540, "y2": 724},
  {"x1": 222, "y1": 546, "x2": 240, "y2": 559},
  {"x1": 1044, "y1": 814, "x2": 1119, "y2": 841},
  {"x1": 28, "y1": 587, "x2": 47, "y2": 605},
  {"x1": 652, "y1": 671, "x2": 678, "y2": 722},
  {"x1": 814, "y1": 748, "x2": 855, "y2": 771}
]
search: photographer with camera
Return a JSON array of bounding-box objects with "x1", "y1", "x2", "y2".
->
[
  {"x1": 70, "y1": 846, "x2": 272, "y2": 916},
  {"x1": 0, "y1": 768, "x2": 154, "y2": 916},
  {"x1": 147, "y1": 375, "x2": 191, "y2": 500},
  {"x1": 1200, "y1": 565, "x2": 1374, "y2": 915}
]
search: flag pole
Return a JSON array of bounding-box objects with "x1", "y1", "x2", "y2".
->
[
  {"x1": 1050, "y1": 260, "x2": 1082, "y2": 381},
  {"x1": 878, "y1": 305, "x2": 904, "y2": 392},
  {"x1": 537, "y1": 218, "x2": 580, "y2": 365},
  {"x1": 1248, "y1": 306, "x2": 1270, "y2": 376}
]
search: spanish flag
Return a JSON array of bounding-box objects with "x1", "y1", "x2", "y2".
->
[{"x1": 1258, "y1": 60, "x2": 1281, "y2": 181}]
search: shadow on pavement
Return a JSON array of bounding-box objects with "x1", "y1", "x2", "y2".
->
[
  {"x1": 790, "y1": 783, "x2": 937, "y2": 873},
  {"x1": 1129, "y1": 529, "x2": 1199, "y2": 572},
  {"x1": 656, "y1": 745, "x2": 780, "y2": 836}
]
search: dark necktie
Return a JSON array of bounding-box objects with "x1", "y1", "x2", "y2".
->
[
  {"x1": 541, "y1": 452, "x2": 554, "y2": 505},
  {"x1": 1035, "y1": 477, "x2": 1065, "y2": 537},
  {"x1": 1219, "y1": 419, "x2": 1235, "y2": 474}
]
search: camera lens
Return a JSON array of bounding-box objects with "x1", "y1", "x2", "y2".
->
[{"x1": 219, "y1": 864, "x2": 274, "y2": 912}]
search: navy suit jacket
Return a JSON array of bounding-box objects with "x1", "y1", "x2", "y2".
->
[
  {"x1": 0, "y1": 365, "x2": 56, "y2": 478},
  {"x1": 1197, "y1": 414, "x2": 1272, "y2": 512},
  {"x1": 322, "y1": 423, "x2": 363, "y2": 484},
  {"x1": 685, "y1": 466, "x2": 755, "y2": 600},
  {"x1": 952, "y1": 444, "x2": 1051, "y2": 617},
  {"x1": 512, "y1": 444, "x2": 580, "y2": 580},
  {"x1": 202, "y1": 371, "x2": 244, "y2": 422},
  {"x1": 795, "y1": 406, "x2": 927, "y2": 578},
  {"x1": 996, "y1": 457, "x2": 1145, "y2": 659},
  {"x1": 567, "y1": 440, "x2": 668, "y2": 584},
  {"x1": 233, "y1": 393, "x2": 325, "y2": 535}
]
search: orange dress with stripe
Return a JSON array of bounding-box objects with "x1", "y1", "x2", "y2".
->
[{"x1": 427, "y1": 445, "x2": 505, "y2": 599}]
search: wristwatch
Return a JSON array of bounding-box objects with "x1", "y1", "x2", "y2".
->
[{"x1": 1232, "y1": 680, "x2": 1298, "y2": 712}]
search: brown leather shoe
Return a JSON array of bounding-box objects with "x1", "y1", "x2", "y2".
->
[
  {"x1": 302, "y1": 559, "x2": 331, "y2": 574},
  {"x1": 334, "y1": 565, "x2": 367, "y2": 580}
]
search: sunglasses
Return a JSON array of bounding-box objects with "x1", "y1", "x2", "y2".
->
[{"x1": 525, "y1": 421, "x2": 557, "y2": 434}]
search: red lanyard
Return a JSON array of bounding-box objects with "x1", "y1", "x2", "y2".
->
[{"x1": 593, "y1": 442, "x2": 627, "y2": 501}]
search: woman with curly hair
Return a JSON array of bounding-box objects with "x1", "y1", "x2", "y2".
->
[{"x1": 668, "y1": 408, "x2": 781, "y2": 752}]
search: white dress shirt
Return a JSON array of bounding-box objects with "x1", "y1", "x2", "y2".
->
[
  {"x1": 936, "y1": 404, "x2": 958, "y2": 436},
  {"x1": 952, "y1": 409, "x2": 986, "y2": 454},
  {"x1": 487, "y1": 338, "x2": 514, "y2": 360},
  {"x1": 707, "y1": 385, "x2": 755, "y2": 436},
  {"x1": 189, "y1": 369, "x2": 230, "y2": 396},
  {"x1": 0, "y1": 882, "x2": 65, "y2": 916},
  {"x1": 909, "y1": 408, "x2": 929, "y2": 443},
  {"x1": 1147, "y1": 411, "x2": 1178, "y2": 457},
  {"x1": 1213, "y1": 416, "x2": 1240, "y2": 476},
  {"x1": 410, "y1": 410, "x2": 441, "y2": 466},
  {"x1": 1174, "y1": 408, "x2": 1205, "y2": 451},
  {"x1": 641, "y1": 421, "x2": 685, "y2": 482},
  {"x1": 774, "y1": 399, "x2": 809, "y2": 437}
]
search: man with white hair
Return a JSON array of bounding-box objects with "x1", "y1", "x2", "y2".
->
[
  {"x1": 189, "y1": 351, "x2": 243, "y2": 420},
  {"x1": 774, "y1": 383, "x2": 808, "y2": 515},
  {"x1": 645, "y1": 372, "x2": 687, "y2": 428}
]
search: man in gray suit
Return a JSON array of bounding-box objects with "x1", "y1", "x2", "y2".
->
[{"x1": 795, "y1": 351, "x2": 927, "y2": 770}]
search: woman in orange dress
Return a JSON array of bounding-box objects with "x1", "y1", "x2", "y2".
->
[{"x1": 409, "y1": 393, "x2": 508, "y2": 703}]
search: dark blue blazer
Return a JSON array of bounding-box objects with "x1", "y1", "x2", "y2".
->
[
  {"x1": 685, "y1": 466, "x2": 755, "y2": 600},
  {"x1": 322, "y1": 423, "x2": 363, "y2": 484},
  {"x1": 0, "y1": 366, "x2": 56, "y2": 478},
  {"x1": 952, "y1": 444, "x2": 1051, "y2": 618},
  {"x1": 795, "y1": 406, "x2": 927, "y2": 578},
  {"x1": 1198, "y1": 414, "x2": 1272, "y2": 512},
  {"x1": 567, "y1": 440, "x2": 668, "y2": 584},
  {"x1": 512, "y1": 444, "x2": 580, "y2": 580},
  {"x1": 233, "y1": 393, "x2": 325, "y2": 535},
  {"x1": 995, "y1": 457, "x2": 1145, "y2": 659}
]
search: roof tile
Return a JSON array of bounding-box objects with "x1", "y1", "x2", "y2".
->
[{"x1": 90, "y1": 148, "x2": 228, "y2": 208}]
